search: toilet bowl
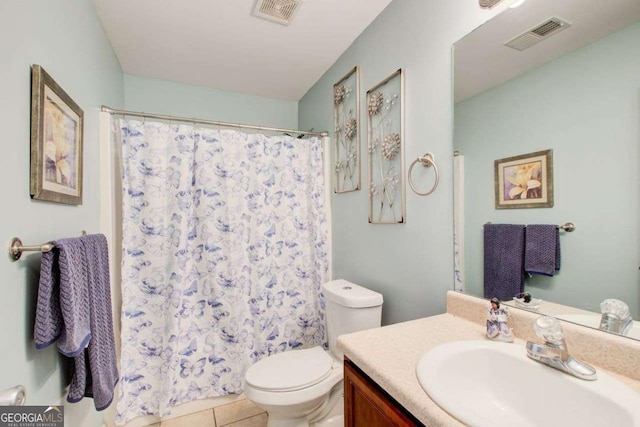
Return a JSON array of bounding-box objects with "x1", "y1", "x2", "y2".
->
[
  {"x1": 244, "y1": 347, "x2": 343, "y2": 427},
  {"x1": 243, "y1": 279, "x2": 383, "y2": 427}
]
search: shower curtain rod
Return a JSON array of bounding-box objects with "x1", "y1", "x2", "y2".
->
[{"x1": 101, "y1": 105, "x2": 329, "y2": 137}]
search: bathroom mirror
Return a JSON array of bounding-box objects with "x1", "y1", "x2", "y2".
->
[{"x1": 453, "y1": 0, "x2": 640, "y2": 338}]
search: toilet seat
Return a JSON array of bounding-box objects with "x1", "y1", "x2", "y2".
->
[{"x1": 245, "y1": 346, "x2": 333, "y2": 392}]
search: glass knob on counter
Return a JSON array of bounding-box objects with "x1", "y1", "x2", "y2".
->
[{"x1": 0, "y1": 385, "x2": 26, "y2": 406}]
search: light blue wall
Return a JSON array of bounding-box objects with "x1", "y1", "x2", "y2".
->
[
  {"x1": 298, "y1": 0, "x2": 506, "y2": 325},
  {"x1": 124, "y1": 75, "x2": 299, "y2": 130},
  {"x1": 455, "y1": 23, "x2": 640, "y2": 316},
  {"x1": 0, "y1": 1, "x2": 123, "y2": 425}
]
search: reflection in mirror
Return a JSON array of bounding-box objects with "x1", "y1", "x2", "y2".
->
[{"x1": 453, "y1": 0, "x2": 640, "y2": 339}]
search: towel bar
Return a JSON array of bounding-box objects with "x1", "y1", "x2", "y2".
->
[
  {"x1": 559, "y1": 222, "x2": 575, "y2": 232},
  {"x1": 483, "y1": 222, "x2": 575, "y2": 232},
  {"x1": 9, "y1": 231, "x2": 87, "y2": 261}
]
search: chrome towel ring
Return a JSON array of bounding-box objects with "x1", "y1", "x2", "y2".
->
[{"x1": 408, "y1": 152, "x2": 439, "y2": 196}]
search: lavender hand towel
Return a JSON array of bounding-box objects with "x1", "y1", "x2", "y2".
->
[
  {"x1": 34, "y1": 249, "x2": 63, "y2": 349},
  {"x1": 525, "y1": 224, "x2": 561, "y2": 276},
  {"x1": 35, "y1": 237, "x2": 91, "y2": 356},
  {"x1": 66, "y1": 234, "x2": 119, "y2": 411},
  {"x1": 484, "y1": 224, "x2": 525, "y2": 301}
]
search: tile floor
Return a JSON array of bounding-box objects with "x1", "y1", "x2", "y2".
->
[{"x1": 146, "y1": 398, "x2": 267, "y2": 427}]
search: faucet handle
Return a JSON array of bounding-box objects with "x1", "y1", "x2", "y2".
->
[
  {"x1": 534, "y1": 316, "x2": 564, "y2": 344},
  {"x1": 600, "y1": 299, "x2": 631, "y2": 320},
  {"x1": 600, "y1": 299, "x2": 633, "y2": 335}
]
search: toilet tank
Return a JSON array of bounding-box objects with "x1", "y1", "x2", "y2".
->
[{"x1": 322, "y1": 279, "x2": 383, "y2": 360}]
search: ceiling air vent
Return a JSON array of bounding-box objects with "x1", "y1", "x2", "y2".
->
[
  {"x1": 252, "y1": 0, "x2": 302, "y2": 26},
  {"x1": 505, "y1": 17, "x2": 572, "y2": 51},
  {"x1": 479, "y1": 0, "x2": 504, "y2": 8}
]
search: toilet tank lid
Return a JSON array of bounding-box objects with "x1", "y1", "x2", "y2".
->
[{"x1": 322, "y1": 279, "x2": 383, "y2": 308}]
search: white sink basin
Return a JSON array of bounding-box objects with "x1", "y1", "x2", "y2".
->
[
  {"x1": 555, "y1": 313, "x2": 640, "y2": 340},
  {"x1": 416, "y1": 340, "x2": 640, "y2": 427}
]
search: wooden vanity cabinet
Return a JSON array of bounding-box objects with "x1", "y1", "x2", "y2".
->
[{"x1": 344, "y1": 357, "x2": 423, "y2": 427}]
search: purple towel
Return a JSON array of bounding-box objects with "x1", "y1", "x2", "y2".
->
[
  {"x1": 66, "y1": 234, "x2": 118, "y2": 410},
  {"x1": 484, "y1": 224, "x2": 525, "y2": 301},
  {"x1": 35, "y1": 237, "x2": 91, "y2": 356},
  {"x1": 525, "y1": 224, "x2": 561, "y2": 276},
  {"x1": 34, "y1": 234, "x2": 118, "y2": 411},
  {"x1": 34, "y1": 248, "x2": 63, "y2": 349}
]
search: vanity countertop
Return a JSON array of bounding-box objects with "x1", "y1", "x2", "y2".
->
[
  {"x1": 337, "y1": 292, "x2": 640, "y2": 426},
  {"x1": 338, "y1": 313, "x2": 476, "y2": 426}
]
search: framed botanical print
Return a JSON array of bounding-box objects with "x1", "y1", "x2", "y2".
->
[
  {"x1": 367, "y1": 69, "x2": 405, "y2": 223},
  {"x1": 333, "y1": 66, "x2": 360, "y2": 193},
  {"x1": 30, "y1": 64, "x2": 83, "y2": 205},
  {"x1": 495, "y1": 149, "x2": 553, "y2": 209}
]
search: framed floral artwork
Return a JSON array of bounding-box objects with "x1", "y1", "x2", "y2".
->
[
  {"x1": 30, "y1": 65, "x2": 84, "y2": 205},
  {"x1": 333, "y1": 66, "x2": 360, "y2": 193},
  {"x1": 367, "y1": 69, "x2": 404, "y2": 223},
  {"x1": 494, "y1": 149, "x2": 553, "y2": 209}
]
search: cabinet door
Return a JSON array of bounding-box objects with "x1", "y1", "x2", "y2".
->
[{"x1": 344, "y1": 358, "x2": 422, "y2": 427}]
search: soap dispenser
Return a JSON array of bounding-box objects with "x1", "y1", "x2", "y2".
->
[{"x1": 486, "y1": 298, "x2": 514, "y2": 342}]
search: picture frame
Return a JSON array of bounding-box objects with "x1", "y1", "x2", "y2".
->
[
  {"x1": 30, "y1": 64, "x2": 84, "y2": 205},
  {"x1": 367, "y1": 69, "x2": 405, "y2": 223},
  {"x1": 494, "y1": 149, "x2": 553, "y2": 209},
  {"x1": 333, "y1": 66, "x2": 360, "y2": 193}
]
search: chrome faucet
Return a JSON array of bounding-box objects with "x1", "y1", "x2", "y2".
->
[
  {"x1": 526, "y1": 316, "x2": 597, "y2": 381},
  {"x1": 600, "y1": 299, "x2": 633, "y2": 336}
]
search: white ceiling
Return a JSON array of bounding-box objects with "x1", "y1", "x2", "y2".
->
[
  {"x1": 454, "y1": 0, "x2": 640, "y2": 102},
  {"x1": 93, "y1": 0, "x2": 393, "y2": 101}
]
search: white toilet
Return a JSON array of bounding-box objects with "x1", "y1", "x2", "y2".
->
[{"x1": 243, "y1": 279, "x2": 383, "y2": 427}]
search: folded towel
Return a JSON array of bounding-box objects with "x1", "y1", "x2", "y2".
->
[
  {"x1": 484, "y1": 224, "x2": 525, "y2": 301},
  {"x1": 35, "y1": 237, "x2": 91, "y2": 356},
  {"x1": 34, "y1": 249, "x2": 63, "y2": 349},
  {"x1": 34, "y1": 234, "x2": 118, "y2": 410},
  {"x1": 66, "y1": 234, "x2": 119, "y2": 411},
  {"x1": 525, "y1": 224, "x2": 560, "y2": 276}
]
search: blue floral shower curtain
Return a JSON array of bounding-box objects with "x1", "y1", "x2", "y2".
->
[{"x1": 115, "y1": 119, "x2": 329, "y2": 424}]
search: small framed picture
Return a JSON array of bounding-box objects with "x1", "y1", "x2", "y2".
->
[
  {"x1": 494, "y1": 149, "x2": 553, "y2": 209},
  {"x1": 30, "y1": 64, "x2": 83, "y2": 205}
]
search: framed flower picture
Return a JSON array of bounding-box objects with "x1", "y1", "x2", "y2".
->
[
  {"x1": 30, "y1": 65, "x2": 84, "y2": 205},
  {"x1": 333, "y1": 66, "x2": 360, "y2": 193},
  {"x1": 494, "y1": 149, "x2": 553, "y2": 209},
  {"x1": 367, "y1": 69, "x2": 405, "y2": 223}
]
